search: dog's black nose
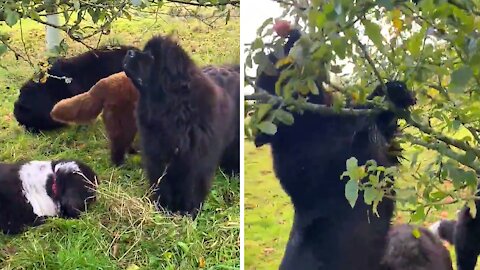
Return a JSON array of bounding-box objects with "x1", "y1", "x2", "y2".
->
[{"x1": 126, "y1": 50, "x2": 135, "y2": 58}]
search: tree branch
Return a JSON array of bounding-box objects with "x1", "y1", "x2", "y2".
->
[
  {"x1": 407, "y1": 136, "x2": 480, "y2": 174},
  {"x1": 402, "y1": 111, "x2": 480, "y2": 159},
  {"x1": 352, "y1": 33, "x2": 386, "y2": 90},
  {"x1": 245, "y1": 92, "x2": 373, "y2": 116},
  {"x1": 165, "y1": 0, "x2": 240, "y2": 7}
]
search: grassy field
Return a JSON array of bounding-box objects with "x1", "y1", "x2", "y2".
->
[
  {"x1": 0, "y1": 9, "x2": 239, "y2": 270},
  {"x1": 244, "y1": 139, "x2": 480, "y2": 270},
  {"x1": 244, "y1": 142, "x2": 292, "y2": 269}
]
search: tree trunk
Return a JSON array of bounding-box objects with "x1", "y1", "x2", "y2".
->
[{"x1": 45, "y1": 9, "x2": 62, "y2": 52}]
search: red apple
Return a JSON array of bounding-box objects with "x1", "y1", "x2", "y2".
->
[{"x1": 273, "y1": 20, "x2": 291, "y2": 38}]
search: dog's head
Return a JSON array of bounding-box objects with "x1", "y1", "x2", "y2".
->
[
  {"x1": 14, "y1": 82, "x2": 66, "y2": 132},
  {"x1": 51, "y1": 160, "x2": 98, "y2": 218}
]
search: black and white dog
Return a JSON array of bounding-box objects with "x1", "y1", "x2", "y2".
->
[{"x1": 0, "y1": 160, "x2": 98, "y2": 234}]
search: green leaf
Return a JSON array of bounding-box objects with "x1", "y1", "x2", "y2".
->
[
  {"x1": 368, "y1": 174, "x2": 379, "y2": 185},
  {"x1": 275, "y1": 109, "x2": 294, "y2": 125},
  {"x1": 256, "y1": 18, "x2": 273, "y2": 36},
  {"x1": 363, "y1": 20, "x2": 383, "y2": 49},
  {"x1": 126, "y1": 264, "x2": 140, "y2": 270},
  {"x1": 88, "y1": 8, "x2": 101, "y2": 23},
  {"x1": 256, "y1": 103, "x2": 273, "y2": 121},
  {"x1": 275, "y1": 69, "x2": 295, "y2": 95},
  {"x1": 28, "y1": 10, "x2": 41, "y2": 21},
  {"x1": 332, "y1": 92, "x2": 345, "y2": 112},
  {"x1": 257, "y1": 121, "x2": 277, "y2": 135},
  {"x1": 0, "y1": 44, "x2": 7, "y2": 56},
  {"x1": 344, "y1": 157, "x2": 365, "y2": 182},
  {"x1": 363, "y1": 187, "x2": 377, "y2": 205},
  {"x1": 245, "y1": 55, "x2": 253, "y2": 68},
  {"x1": 451, "y1": 120, "x2": 461, "y2": 131},
  {"x1": 376, "y1": 0, "x2": 394, "y2": 10},
  {"x1": 450, "y1": 66, "x2": 473, "y2": 93},
  {"x1": 460, "y1": 150, "x2": 477, "y2": 166},
  {"x1": 430, "y1": 191, "x2": 447, "y2": 200},
  {"x1": 464, "y1": 171, "x2": 477, "y2": 188},
  {"x1": 5, "y1": 9, "x2": 19, "y2": 27},
  {"x1": 307, "y1": 79, "x2": 319, "y2": 95},
  {"x1": 412, "y1": 228, "x2": 421, "y2": 239},
  {"x1": 406, "y1": 30, "x2": 424, "y2": 58},
  {"x1": 251, "y1": 38, "x2": 264, "y2": 50},
  {"x1": 73, "y1": 0, "x2": 81, "y2": 9},
  {"x1": 315, "y1": 11, "x2": 327, "y2": 28},
  {"x1": 345, "y1": 179, "x2": 359, "y2": 208},
  {"x1": 411, "y1": 206, "x2": 425, "y2": 222},
  {"x1": 346, "y1": 157, "x2": 358, "y2": 173},
  {"x1": 468, "y1": 199, "x2": 477, "y2": 218},
  {"x1": 177, "y1": 241, "x2": 189, "y2": 253},
  {"x1": 332, "y1": 37, "x2": 348, "y2": 59}
]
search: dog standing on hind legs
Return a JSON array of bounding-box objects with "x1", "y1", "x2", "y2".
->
[{"x1": 255, "y1": 21, "x2": 416, "y2": 269}]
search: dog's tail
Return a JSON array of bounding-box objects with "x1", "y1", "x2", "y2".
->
[
  {"x1": 429, "y1": 219, "x2": 456, "y2": 245},
  {"x1": 50, "y1": 91, "x2": 104, "y2": 124}
]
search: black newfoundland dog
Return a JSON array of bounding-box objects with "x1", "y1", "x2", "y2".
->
[
  {"x1": 430, "y1": 194, "x2": 480, "y2": 270},
  {"x1": 383, "y1": 224, "x2": 453, "y2": 270},
  {"x1": 0, "y1": 160, "x2": 97, "y2": 234},
  {"x1": 123, "y1": 36, "x2": 239, "y2": 216},
  {"x1": 14, "y1": 45, "x2": 136, "y2": 133},
  {"x1": 255, "y1": 25, "x2": 416, "y2": 269}
]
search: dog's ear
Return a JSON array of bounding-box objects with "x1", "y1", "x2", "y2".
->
[
  {"x1": 56, "y1": 161, "x2": 98, "y2": 218},
  {"x1": 50, "y1": 91, "x2": 103, "y2": 124}
]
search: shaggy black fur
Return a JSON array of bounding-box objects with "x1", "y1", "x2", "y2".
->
[
  {"x1": 202, "y1": 65, "x2": 240, "y2": 175},
  {"x1": 431, "y1": 219, "x2": 456, "y2": 245},
  {"x1": 123, "y1": 36, "x2": 239, "y2": 216},
  {"x1": 255, "y1": 28, "x2": 415, "y2": 269},
  {"x1": 382, "y1": 224, "x2": 453, "y2": 270},
  {"x1": 14, "y1": 45, "x2": 136, "y2": 133},
  {"x1": 432, "y1": 194, "x2": 480, "y2": 270},
  {"x1": 0, "y1": 160, "x2": 97, "y2": 234},
  {"x1": 453, "y1": 205, "x2": 480, "y2": 270}
]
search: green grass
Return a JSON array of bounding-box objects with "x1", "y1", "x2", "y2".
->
[
  {"x1": 0, "y1": 10, "x2": 239, "y2": 270},
  {"x1": 244, "y1": 142, "x2": 292, "y2": 270},
  {"x1": 244, "y1": 139, "x2": 479, "y2": 270}
]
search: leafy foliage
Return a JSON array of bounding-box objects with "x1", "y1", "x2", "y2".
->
[
  {"x1": 0, "y1": 0, "x2": 239, "y2": 62},
  {"x1": 245, "y1": 0, "x2": 480, "y2": 221}
]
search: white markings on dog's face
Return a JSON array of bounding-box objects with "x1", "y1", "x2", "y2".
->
[
  {"x1": 54, "y1": 161, "x2": 80, "y2": 174},
  {"x1": 18, "y1": 161, "x2": 59, "y2": 217}
]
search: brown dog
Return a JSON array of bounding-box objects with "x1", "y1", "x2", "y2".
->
[{"x1": 51, "y1": 72, "x2": 139, "y2": 166}]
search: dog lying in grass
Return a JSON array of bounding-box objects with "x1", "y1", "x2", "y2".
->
[
  {"x1": 50, "y1": 72, "x2": 139, "y2": 166},
  {"x1": 13, "y1": 46, "x2": 136, "y2": 133},
  {"x1": 0, "y1": 160, "x2": 98, "y2": 234}
]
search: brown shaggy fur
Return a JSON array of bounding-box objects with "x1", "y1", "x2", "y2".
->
[{"x1": 50, "y1": 72, "x2": 139, "y2": 166}]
